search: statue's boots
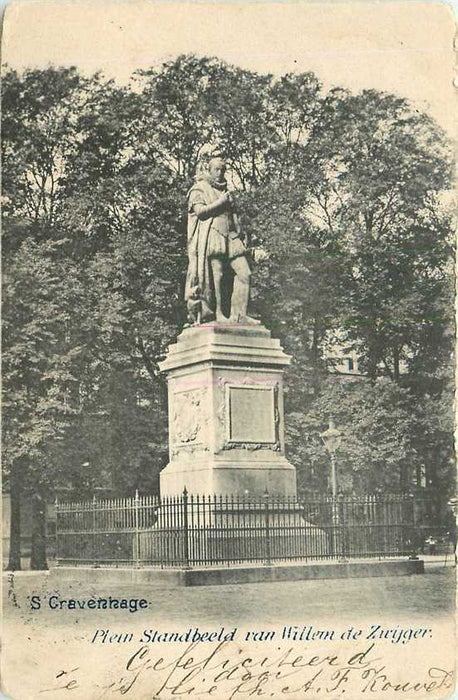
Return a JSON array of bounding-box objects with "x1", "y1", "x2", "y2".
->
[{"x1": 229, "y1": 277, "x2": 260, "y2": 325}]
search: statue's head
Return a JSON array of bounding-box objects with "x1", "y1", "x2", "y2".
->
[
  {"x1": 195, "y1": 146, "x2": 226, "y2": 183},
  {"x1": 207, "y1": 156, "x2": 226, "y2": 184}
]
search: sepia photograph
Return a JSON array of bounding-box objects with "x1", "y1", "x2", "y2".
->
[{"x1": 1, "y1": 2, "x2": 457, "y2": 698}]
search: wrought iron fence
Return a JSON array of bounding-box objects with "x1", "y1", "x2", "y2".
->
[{"x1": 55, "y1": 491, "x2": 416, "y2": 568}]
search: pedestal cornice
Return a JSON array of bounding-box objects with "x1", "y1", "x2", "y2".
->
[{"x1": 159, "y1": 322, "x2": 291, "y2": 373}]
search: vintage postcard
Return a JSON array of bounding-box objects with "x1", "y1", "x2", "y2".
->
[{"x1": 1, "y1": 2, "x2": 456, "y2": 699}]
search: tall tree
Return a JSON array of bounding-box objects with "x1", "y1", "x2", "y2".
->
[
  {"x1": 3, "y1": 235, "x2": 86, "y2": 568},
  {"x1": 291, "y1": 377, "x2": 454, "y2": 501},
  {"x1": 305, "y1": 89, "x2": 453, "y2": 379},
  {"x1": 2, "y1": 59, "x2": 454, "y2": 567}
]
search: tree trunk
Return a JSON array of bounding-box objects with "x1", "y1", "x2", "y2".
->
[
  {"x1": 30, "y1": 492, "x2": 48, "y2": 570},
  {"x1": 310, "y1": 315, "x2": 320, "y2": 363},
  {"x1": 415, "y1": 462, "x2": 423, "y2": 488},
  {"x1": 393, "y1": 346, "x2": 400, "y2": 382},
  {"x1": 399, "y1": 462, "x2": 409, "y2": 493},
  {"x1": 6, "y1": 467, "x2": 22, "y2": 571}
]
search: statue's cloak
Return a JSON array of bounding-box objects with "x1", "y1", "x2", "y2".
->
[{"x1": 185, "y1": 179, "x2": 220, "y2": 321}]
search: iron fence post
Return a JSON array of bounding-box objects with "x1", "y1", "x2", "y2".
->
[
  {"x1": 134, "y1": 490, "x2": 140, "y2": 569},
  {"x1": 330, "y1": 495, "x2": 338, "y2": 558},
  {"x1": 264, "y1": 489, "x2": 271, "y2": 566},
  {"x1": 182, "y1": 487, "x2": 190, "y2": 568},
  {"x1": 54, "y1": 496, "x2": 59, "y2": 567},
  {"x1": 338, "y1": 493, "x2": 347, "y2": 562},
  {"x1": 92, "y1": 495, "x2": 97, "y2": 567},
  {"x1": 407, "y1": 494, "x2": 419, "y2": 560}
]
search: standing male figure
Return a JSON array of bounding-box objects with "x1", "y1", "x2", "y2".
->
[{"x1": 185, "y1": 154, "x2": 258, "y2": 325}]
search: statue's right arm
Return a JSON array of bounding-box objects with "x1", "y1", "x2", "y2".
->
[{"x1": 193, "y1": 194, "x2": 230, "y2": 221}]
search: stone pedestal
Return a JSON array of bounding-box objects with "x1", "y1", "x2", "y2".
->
[{"x1": 158, "y1": 322, "x2": 297, "y2": 498}]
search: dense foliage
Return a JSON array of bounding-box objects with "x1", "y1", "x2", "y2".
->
[{"x1": 2, "y1": 57, "x2": 454, "y2": 568}]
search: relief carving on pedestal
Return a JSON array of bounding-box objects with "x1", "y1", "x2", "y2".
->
[{"x1": 170, "y1": 387, "x2": 209, "y2": 457}]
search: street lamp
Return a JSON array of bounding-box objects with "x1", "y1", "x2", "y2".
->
[
  {"x1": 321, "y1": 419, "x2": 344, "y2": 560},
  {"x1": 321, "y1": 419, "x2": 343, "y2": 499}
]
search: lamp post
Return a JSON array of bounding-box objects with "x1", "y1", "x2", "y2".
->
[
  {"x1": 321, "y1": 420, "x2": 343, "y2": 560},
  {"x1": 321, "y1": 419, "x2": 343, "y2": 499}
]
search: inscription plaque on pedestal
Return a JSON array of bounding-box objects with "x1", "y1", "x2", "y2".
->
[{"x1": 227, "y1": 386, "x2": 276, "y2": 445}]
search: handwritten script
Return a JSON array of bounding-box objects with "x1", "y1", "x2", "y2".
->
[{"x1": 40, "y1": 640, "x2": 453, "y2": 698}]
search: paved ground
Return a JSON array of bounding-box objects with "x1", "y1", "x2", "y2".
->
[
  {"x1": 2, "y1": 560, "x2": 455, "y2": 700},
  {"x1": 3, "y1": 559, "x2": 455, "y2": 628}
]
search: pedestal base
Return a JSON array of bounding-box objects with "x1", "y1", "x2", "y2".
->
[
  {"x1": 159, "y1": 322, "x2": 296, "y2": 498},
  {"x1": 137, "y1": 501, "x2": 329, "y2": 566},
  {"x1": 160, "y1": 456, "x2": 296, "y2": 497}
]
